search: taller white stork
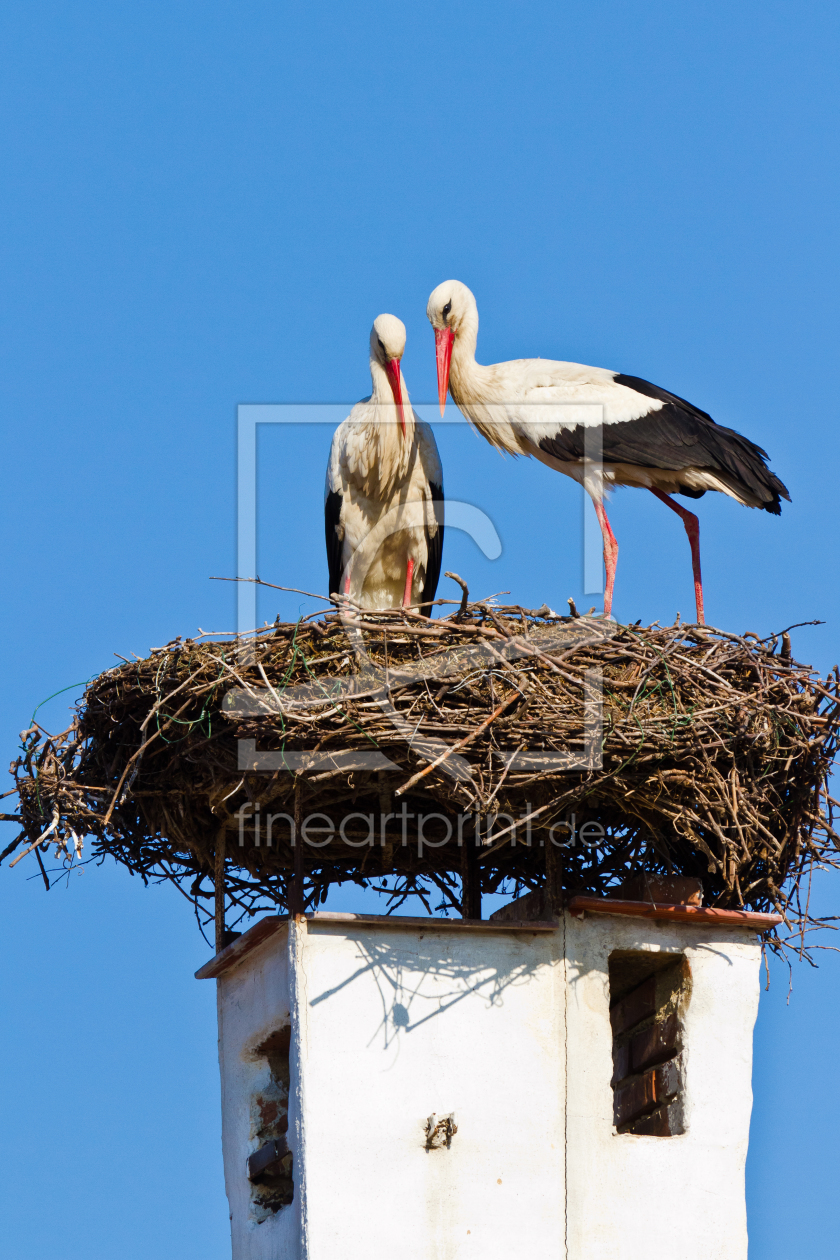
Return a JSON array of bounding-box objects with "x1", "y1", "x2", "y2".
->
[
  {"x1": 427, "y1": 280, "x2": 789, "y2": 623},
  {"x1": 325, "y1": 314, "x2": 444, "y2": 610}
]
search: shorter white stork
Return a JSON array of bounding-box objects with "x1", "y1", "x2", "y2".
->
[
  {"x1": 427, "y1": 281, "x2": 789, "y2": 623},
  {"x1": 325, "y1": 314, "x2": 444, "y2": 610}
]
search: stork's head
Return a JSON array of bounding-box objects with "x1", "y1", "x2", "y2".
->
[
  {"x1": 426, "y1": 280, "x2": 476, "y2": 415},
  {"x1": 370, "y1": 313, "x2": 407, "y2": 437}
]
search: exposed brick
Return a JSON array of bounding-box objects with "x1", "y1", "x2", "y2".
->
[
  {"x1": 655, "y1": 1059, "x2": 681, "y2": 1099},
  {"x1": 615, "y1": 1073, "x2": 657, "y2": 1127},
  {"x1": 610, "y1": 975, "x2": 656, "y2": 1036},
  {"x1": 612, "y1": 1042, "x2": 630, "y2": 1086},
  {"x1": 628, "y1": 1102, "x2": 680, "y2": 1137},
  {"x1": 614, "y1": 1060, "x2": 681, "y2": 1128},
  {"x1": 488, "y1": 889, "x2": 549, "y2": 922},
  {"x1": 629, "y1": 1012, "x2": 680, "y2": 1073},
  {"x1": 612, "y1": 875, "x2": 703, "y2": 905}
]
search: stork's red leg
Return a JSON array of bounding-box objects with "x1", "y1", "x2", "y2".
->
[
  {"x1": 343, "y1": 573, "x2": 351, "y2": 595},
  {"x1": 650, "y1": 490, "x2": 705, "y2": 624},
  {"x1": 592, "y1": 499, "x2": 619, "y2": 619},
  {"x1": 402, "y1": 557, "x2": 415, "y2": 608}
]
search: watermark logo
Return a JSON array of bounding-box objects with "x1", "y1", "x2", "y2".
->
[
  {"x1": 228, "y1": 403, "x2": 615, "y2": 825},
  {"x1": 234, "y1": 800, "x2": 605, "y2": 856}
]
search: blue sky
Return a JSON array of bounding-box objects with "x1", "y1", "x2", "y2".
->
[{"x1": 1, "y1": 1, "x2": 838, "y2": 1255}]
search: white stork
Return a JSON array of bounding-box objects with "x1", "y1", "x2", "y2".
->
[
  {"x1": 427, "y1": 280, "x2": 788, "y2": 623},
  {"x1": 325, "y1": 313, "x2": 444, "y2": 610}
]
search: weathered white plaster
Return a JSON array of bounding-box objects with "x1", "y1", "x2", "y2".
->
[
  {"x1": 216, "y1": 921, "x2": 300, "y2": 1260},
  {"x1": 564, "y1": 912, "x2": 760, "y2": 1260},
  {"x1": 211, "y1": 911, "x2": 761, "y2": 1260},
  {"x1": 298, "y1": 919, "x2": 564, "y2": 1260}
]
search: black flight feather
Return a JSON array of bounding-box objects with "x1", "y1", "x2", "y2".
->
[
  {"x1": 421, "y1": 482, "x2": 445, "y2": 610},
  {"x1": 536, "y1": 373, "x2": 790, "y2": 514},
  {"x1": 324, "y1": 489, "x2": 344, "y2": 598}
]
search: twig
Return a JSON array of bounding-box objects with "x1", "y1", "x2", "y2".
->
[
  {"x1": 444, "y1": 572, "x2": 470, "y2": 621},
  {"x1": 210, "y1": 575, "x2": 332, "y2": 602},
  {"x1": 9, "y1": 810, "x2": 60, "y2": 868},
  {"x1": 395, "y1": 691, "x2": 520, "y2": 796}
]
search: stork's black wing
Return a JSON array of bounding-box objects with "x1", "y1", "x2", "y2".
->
[
  {"x1": 324, "y1": 489, "x2": 344, "y2": 598},
  {"x1": 421, "y1": 481, "x2": 444, "y2": 611},
  {"x1": 538, "y1": 373, "x2": 790, "y2": 514}
]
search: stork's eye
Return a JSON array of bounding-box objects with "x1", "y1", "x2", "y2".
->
[
  {"x1": 442, "y1": 301, "x2": 452, "y2": 319},
  {"x1": 377, "y1": 337, "x2": 385, "y2": 352}
]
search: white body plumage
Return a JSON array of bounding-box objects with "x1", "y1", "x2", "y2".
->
[
  {"x1": 429, "y1": 280, "x2": 786, "y2": 508},
  {"x1": 426, "y1": 279, "x2": 788, "y2": 623},
  {"x1": 325, "y1": 315, "x2": 444, "y2": 610}
]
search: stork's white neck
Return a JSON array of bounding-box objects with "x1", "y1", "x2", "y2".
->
[
  {"x1": 368, "y1": 358, "x2": 414, "y2": 433},
  {"x1": 448, "y1": 301, "x2": 491, "y2": 403},
  {"x1": 445, "y1": 297, "x2": 528, "y2": 457},
  {"x1": 355, "y1": 356, "x2": 416, "y2": 500},
  {"x1": 369, "y1": 356, "x2": 395, "y2": 403}
]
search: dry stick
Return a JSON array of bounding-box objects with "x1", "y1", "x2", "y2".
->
[
  {"x1": 460, "y1": 831, "x2": 481, "y2": 920},
  {"x1": 210, "y1": 575, "x2": 332, "y2": 603},
  {"x1": 545, "y1": 832, "x2": 563, "y2": 916},
  {"x1": 34, "y1": 844, "x2": 50, "y2": 892},
  {"x1": 339, "y1": 619, "x2": 449, "y2": 640},
  {"x1": 214, "y1": 824, "x2": 226, "y2": 954},
  {"x1": 138, "y1": 666, "x2": 207, "y2": 734},
  {"x1": 484, "y1": 742, "x2": 525, "y2": 809},
  {"x1": 102, "y1": 694, "x2": 197, "y2": 825},
  {"x1": 445, "y1": 571, "x2": 470, "y2": 621},
  {"x1": 478, "y1": 799, "x2": 558, "y2": 859},
  {"x1": 378, "y1": 771, "x2": 394, "y2": 872},
  {"x1": 341, "y1": 613, "x2": 501, "y2": 640},
  {"x1": 289, "y1": 779, "x2": 304, "y2": 917},
  {"x1": 9, "y1": 809, "x2": 60, "y2": 868},
  {"x1": 394, "y1": 691, "x2": 520, "y2": 797},
  {"x1": 516, "y1": 641, "x2": 588, "y2": 684}
]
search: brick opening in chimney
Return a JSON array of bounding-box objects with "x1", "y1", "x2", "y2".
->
[
  {"x1": 608, "y1": 951, "x2": 691, "y2": 1137},
  {"x1": 249, "y1": 1026, "x2": 294, "y2": 1219}
]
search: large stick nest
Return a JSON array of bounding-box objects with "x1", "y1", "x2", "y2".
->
[{"x1": 3, "y1": 600, "x2": 839, "y2": 956}]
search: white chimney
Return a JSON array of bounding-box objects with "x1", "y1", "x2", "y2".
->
[{"x1": 197, "y1": 896, "x2": 777, "y2": 1260}]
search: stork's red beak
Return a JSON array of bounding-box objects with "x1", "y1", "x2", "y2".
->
[
  {"x1": 386, "y1": 358, "x2": 406, "y2": 437},
  {"x1": 435, "y1": 326, "x2": 455, "y2": 416}
]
